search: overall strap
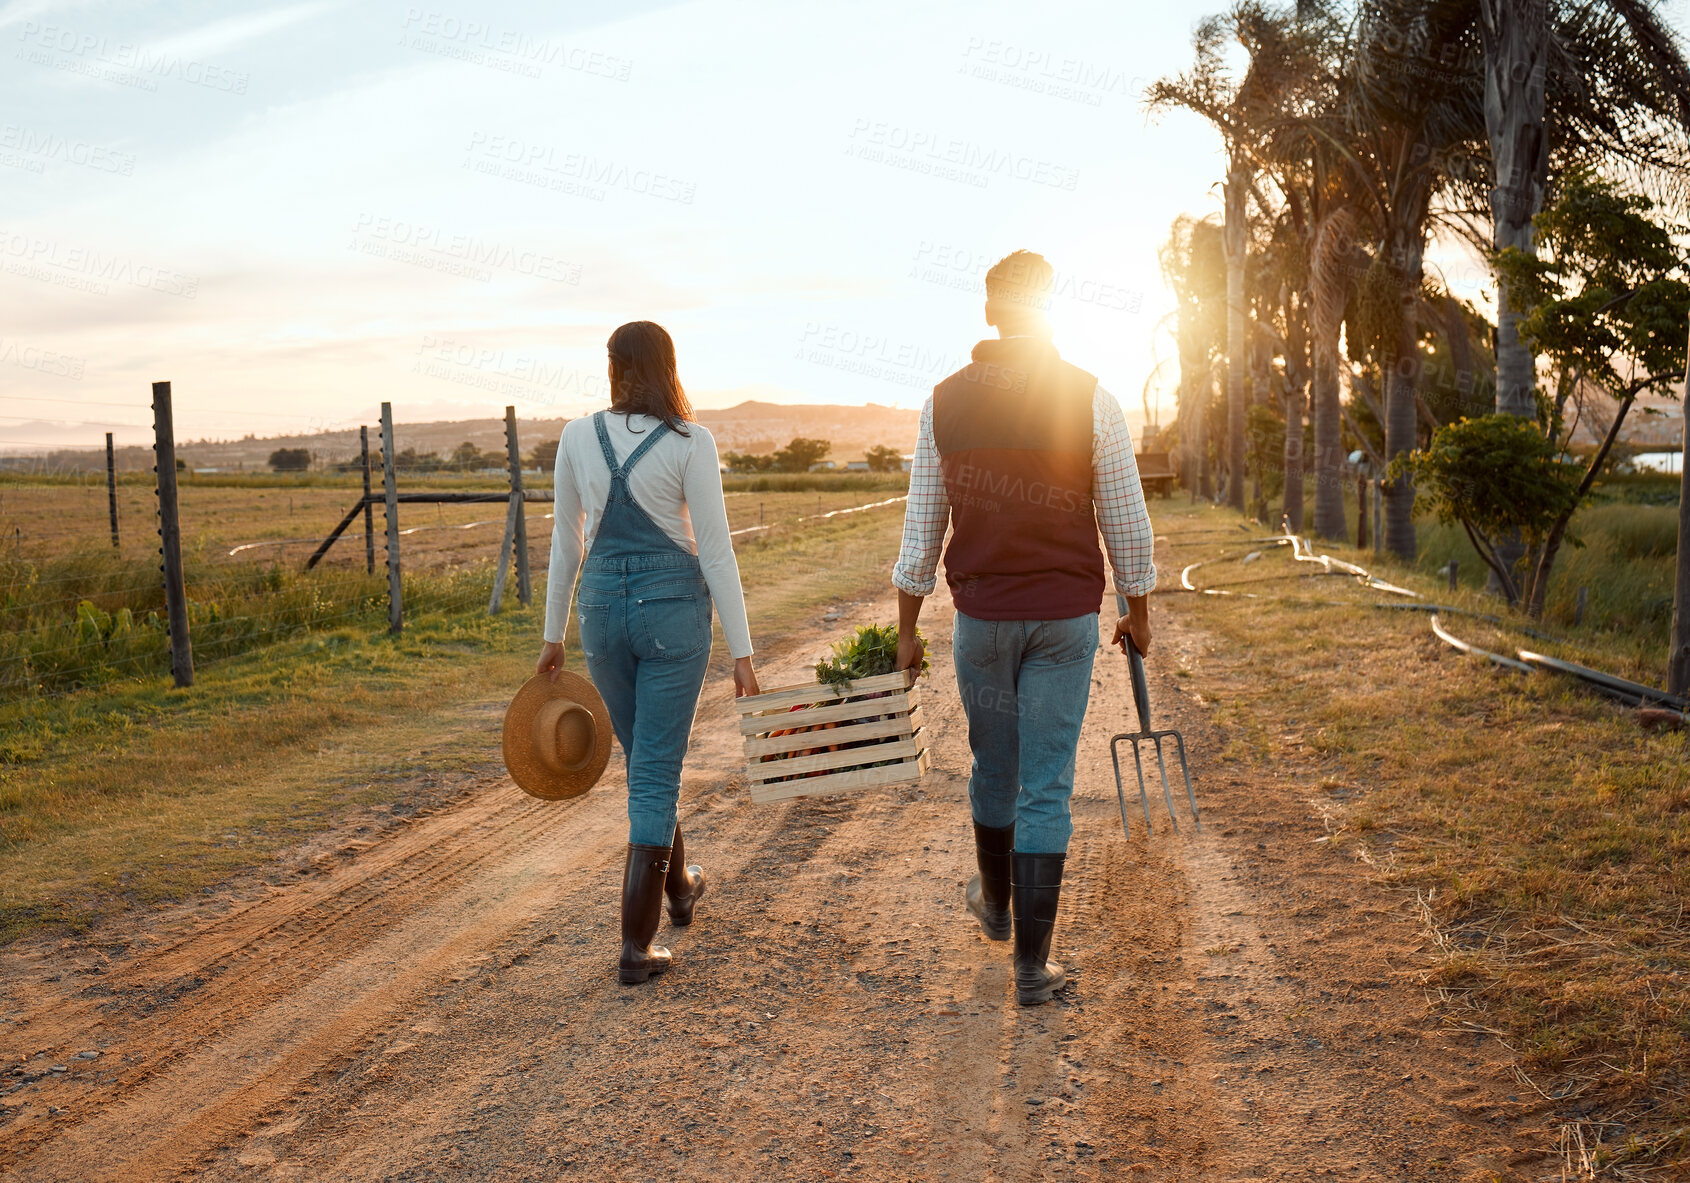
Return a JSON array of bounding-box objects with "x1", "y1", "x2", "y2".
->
[
  {"x1": 592, "y1": 411, "x2": 674, "y2": 479},
  {"x1": 591, "y1": 411, "x2": 622, "y2": 477},
  {"x1": 619, "y1": 419, "x2": 673, "y2": 476}
]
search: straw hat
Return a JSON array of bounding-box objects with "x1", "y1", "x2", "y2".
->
[{"x1": 502, "y1": 671, "x2": 614, "y2": 800}]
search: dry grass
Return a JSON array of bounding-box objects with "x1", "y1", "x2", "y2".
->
[
  {"x1": 0, "y1": 504, "x2": 909, "y2": 944},
  {"x1": 1160, "y1": 501, "x2": 1690, "y2": 1177}
]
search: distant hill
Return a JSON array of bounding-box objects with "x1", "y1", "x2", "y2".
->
[
  {"x1": 4, "y1": 402, "x2": 923, "y2": 473},
  {"x1": 695, "y1": 401, "x2": 919, "y2": 457}
]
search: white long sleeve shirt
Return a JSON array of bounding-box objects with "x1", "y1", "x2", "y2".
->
[
  {"x1": 543, "y1": 413, "x2": 754, "y2": 658},
  {"x1": 891, "y1": 384, "x2": 1157, "y2": 600}
]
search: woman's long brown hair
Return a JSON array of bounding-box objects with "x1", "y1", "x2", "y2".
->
[{"x1": 607, "y1": 321, "x2": 692, "y2": 435}]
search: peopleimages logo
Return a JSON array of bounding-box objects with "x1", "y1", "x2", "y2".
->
[
  {"x1": 909, "y1": 241, "x2": 1142, "y2": 314},
  {"x1": 413, "y1": 335, "x2": 609, "y2": 408},
  {"x1": 399, "y1": 9, "x2": 631, "y2": 81},
  {"x1": 462, "y1": 132, "x2": 697, "y2": 205},
  {"x1": 16, "y1": 22, "x2": 250, "y2": 94},
  {"x1": 795, "y1": 323, "x2": 962, "y2": 391},
  {"x1": 0, "y1": 125, "x2": 135, "y2": 176},
  {"x1": 349, "y1": 215, "x2": 583, "y2": 285},
  {"x1": 0, "y1": 230, "x2": 198, "y2": 298},
  {"x1": 844, "y1": 119, "x2": 1079, "y2": 192},
  {"x1": 0, "y1": 337, "x2": 85, "y2": 380},
  {"x1": 958, "y1": 37, "x2": 1144, "y2": 107}
]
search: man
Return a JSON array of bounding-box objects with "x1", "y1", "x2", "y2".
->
[{"x1": 892, "y1": 249, "x2": 1156, "y2": 1007}]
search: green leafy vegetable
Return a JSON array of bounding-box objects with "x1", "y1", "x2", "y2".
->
[{"x1": 814, "y1": 622, "x2": 927, "y2": 689}]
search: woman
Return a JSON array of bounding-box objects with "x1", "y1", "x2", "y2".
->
[{"x1": 536, "y1": 320, "x2": 759, "y2": 986}]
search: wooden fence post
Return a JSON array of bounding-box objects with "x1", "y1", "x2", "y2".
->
[
  {"x1": 106, "y1": 432, "x2": 119, "y2": 549},
  {"x1": 489, "y1": 501, "x2": 517, "y2": 615},
  {"x1": 152, "y1": 382, "x2": 193, "y2": 687},
  {"x1": 507, "y1": 406, "x2": 530, "y2": 606},
  {"x1": 1355, "y1": 472, "x2": 1369, "y2": 551},
  {"x1": 361, "y1": 425, "x2": 376, "y2": 576},
  {"x1": 1373, "y1": 478, "x2": 1383, "y2": 555},
  {"x1": 1669, "y1": 319, "x2": 1690, "y2": 696},
  {"x1": 381, "y1": 403, "x2": 402, "y2": 633}
]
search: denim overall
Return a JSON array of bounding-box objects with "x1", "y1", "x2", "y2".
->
[{"x1": 576, "y1": 412, "x2": 714, "y2": 846}]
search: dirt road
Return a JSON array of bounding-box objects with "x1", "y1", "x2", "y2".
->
[{"x1": 0, "y1": 593, "x2": 1552, "y2": 1181}]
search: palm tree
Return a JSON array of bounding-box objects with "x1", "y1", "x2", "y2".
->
[
  {"x1": 1160, "y1": 215, "x2": 1229, "y2": 500},
  {"x1": 1323, "y1": 0, "x2": 1489, "y2": 558},
  {"x1": 1152, "y1": 2, "x2": 1349, "y2": 519},
  {"x1": 1484, "y1": 0, "x2": 1690, "y2": 425},
  {"x1": 1149, "y1": 3, "x2": 1312, "y2": 512}
]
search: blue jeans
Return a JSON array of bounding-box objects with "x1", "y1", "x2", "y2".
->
[
  {"x1": 577, "y1": 561, "x2": 713, "y2": 847},
  {"x1": 952, "y1": 611, "x2": 1099, "y2": 854}
]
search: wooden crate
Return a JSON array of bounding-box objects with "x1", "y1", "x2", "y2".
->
[{"x1": 738, "y1": 669, "x2": 930, "y2": 804}]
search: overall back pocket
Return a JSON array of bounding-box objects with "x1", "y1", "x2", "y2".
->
[{"x1": 633, "y1": 586, "x2": 710, "y2": 661}]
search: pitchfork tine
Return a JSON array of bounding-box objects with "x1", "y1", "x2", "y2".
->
[
  {"x1": 1127, "y1": 738, "x2": 1154, "y2": 830},
  {"x1": 1109, "y1": 740, "x2": 1135, "y2": 837},
  {"x1": 1174, "y1": 733, "x2": 1202, "y2": 831},
  {"x1": 1152, "y1": 737, "x2": 1180, "y2": 835}
]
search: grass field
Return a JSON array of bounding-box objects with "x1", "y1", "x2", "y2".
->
[
  {"x1": 1159, "y1": 500, "x2": 1689, "y2": 1172},
  {"x1": 0, "y1": 502, "x2": 908, "y2": 943},
  {"x1": 0, "y1": 474, "x2": 909, "y2": 697},
  {"x1": 1270, "y1": 471, "x2": 1681, "y2": 682},
  {"x1": 4, "y1": 476, "x2": 1685, "y2": 1168}
]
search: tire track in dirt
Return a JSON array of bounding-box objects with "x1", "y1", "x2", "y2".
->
[
  {"x1": 3, "y1": 588, "x2": 1550, "y2": 1182},
  {"x1": 0, "y1": 785, "x2": 598, "y2": 1171}
]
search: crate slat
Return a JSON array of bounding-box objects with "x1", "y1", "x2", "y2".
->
[
  {"x1": 748, "y1": 748, "x2": 932, "y2": 805},
  {"x1": 744, "y1": 706, "x2": 925, "y2": 759},
  {"x1": 735, "y1": 669, "x2": 913, "y2": 717},
  {"x1": 738, "y1": 687, "x2": 919, "y2": 736},
  {"x1": 748, "y1": 733, "x2": 922, "y2": 782}
]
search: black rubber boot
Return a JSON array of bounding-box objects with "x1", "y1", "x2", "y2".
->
[
  {"x1": 619, "y1": 844, "x2": 674, "y2": 985},
  {"x1": 964, "y1": 821, "x2": 1014, "y2": 941},
  {"x1": 1011, "y1": 852, "x2": 1067, "y2": 1006},
  {"x1": 665, "y1": 825, "x2": 707, "y2": 927}
]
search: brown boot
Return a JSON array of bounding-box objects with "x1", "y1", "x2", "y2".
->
[
  {"x1": 665, "y1": 826, "x2": 707, "y2": 927},
  {"x1": 619, "y1": 844, "x2": 674, "y2": 985}
]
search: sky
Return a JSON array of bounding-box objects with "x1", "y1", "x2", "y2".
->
[{"x1": 7, "y1": 1, "x2": 1684, "y2": 452}]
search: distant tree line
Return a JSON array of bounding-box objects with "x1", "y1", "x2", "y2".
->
[{"x1": 721, "y1": 439, "x2": 905, "y2": 473}]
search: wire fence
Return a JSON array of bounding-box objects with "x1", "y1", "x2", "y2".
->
[{"x1": 1, "y1": 396, "x2": 912, "y2": 704}]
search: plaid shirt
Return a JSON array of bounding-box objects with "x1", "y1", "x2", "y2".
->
[{"x1": 892, "y1": 383, "x2": 1157, "y2": 601}]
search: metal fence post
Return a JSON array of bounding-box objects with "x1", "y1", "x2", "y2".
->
[
  {"x1": 152, "y1": 382, "x2": 193, "y2": 687},
  {"x1": 360, "y1": 425, "x2": 376, "y2": 576},
  {"x1": 381, "y1": 403, "x2": 402, "y2": 633},
  {"x1": 106, "y1": 431, "x2": 119, "y2": 549}
]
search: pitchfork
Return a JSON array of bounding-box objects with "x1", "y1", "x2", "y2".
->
[{"x1": 1108, "y1": 593, "x2": 1201, "y2": 837}]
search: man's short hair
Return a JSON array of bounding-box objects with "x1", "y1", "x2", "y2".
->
[{"x1": 984, "y1": 250, "x2": 1054, "y2": 311}]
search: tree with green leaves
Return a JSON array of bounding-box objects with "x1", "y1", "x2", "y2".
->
[
  {"x1": 1482, "y1": 0, "x2": 1690, "y2": 423},
  {"x1": 773, "y1": 437, "x2": 831, "y2": 473},
  {"x1": 1159, "y1": 214, "x2": 1229, "y2": 500},
  {"x1": 268, "y1": 448, "x2": 311, "y2": 472},
  {"x1": 528, "y1": 437, "x2": 559, "y2": 472},
  {"x1": 1494, "y1": 171, "x2": 1690, "y2": 615},
  {"x1": 449, "y1": 441, "x2": 487, "y2": 471},
  {"x1": 863, "y1": 445, "x2": 904, "y2": 473},
  {"x1": 1149, "y1": 2, "x2": 1312, "y2": 511},
  {"x1": 1394, "y1": 414, "x2": 1578, "y2": 604},
  {"x1": 721, "y1": 450, "x2": 777, "y2": 473}
]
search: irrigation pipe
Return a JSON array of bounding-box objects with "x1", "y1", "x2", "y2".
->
[
  {"x1": 1174, "y1": 527, "x2": 1688, "y2": 716},
  {"x1": 1429, "y1": 614, "x2": 1533, "y2": 674}
]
